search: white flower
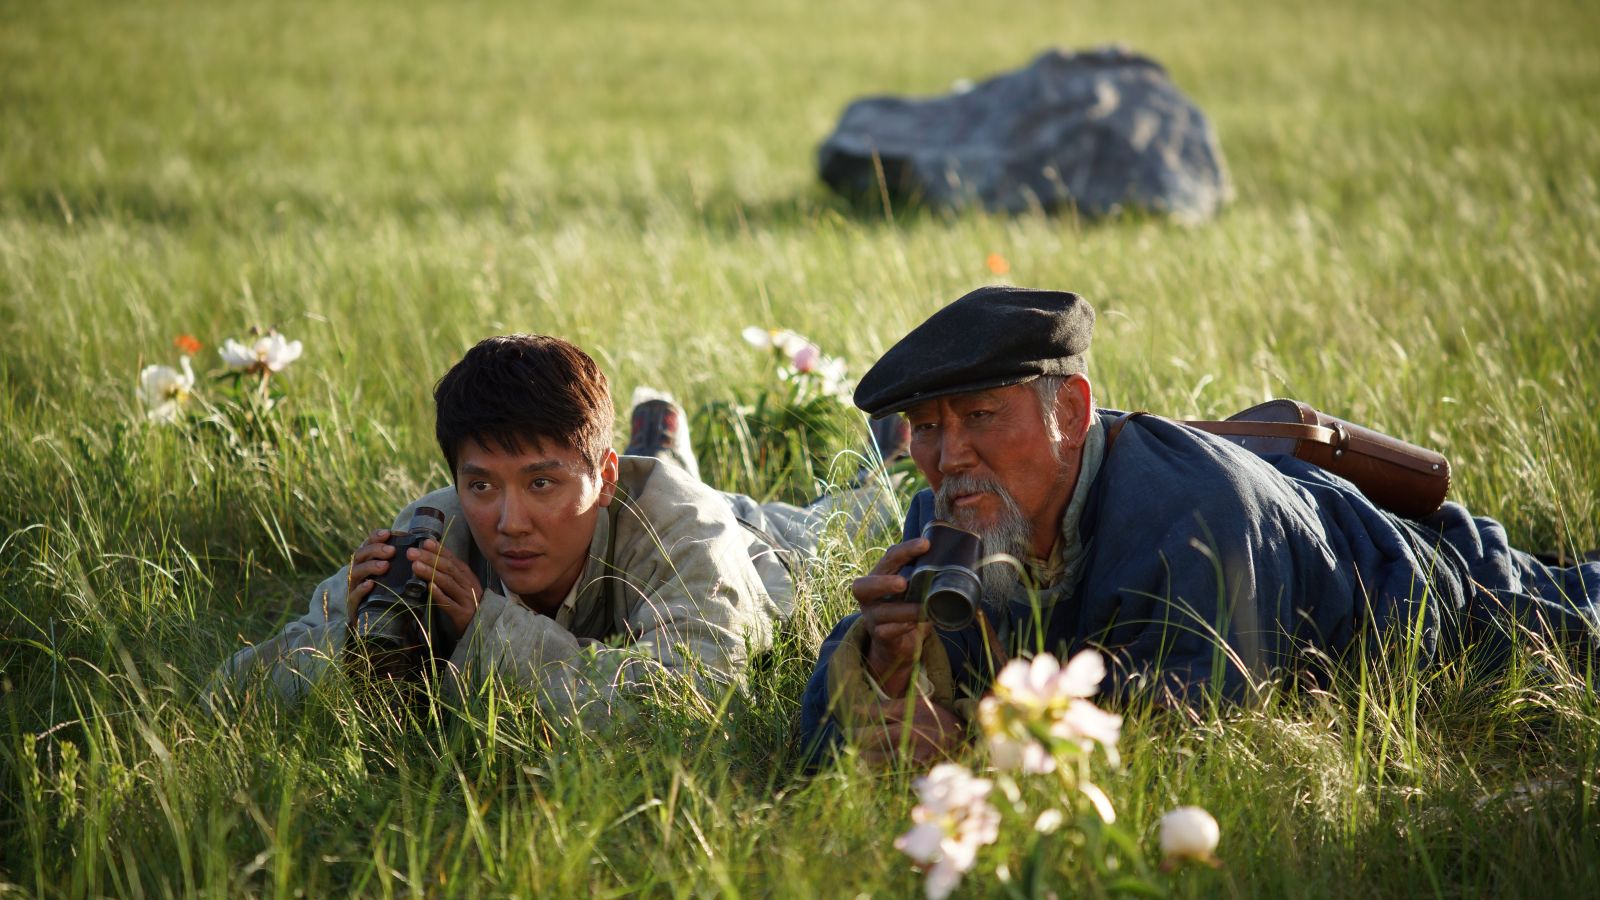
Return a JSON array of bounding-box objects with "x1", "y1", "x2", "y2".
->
[
  {"x1": 928, "y1": 845, "x2": 960, "y2": 896},
  {"x1": 995, "y1": 649, "x2": 1104, "y2": 710},
  {"x1": 1034, "y1": 809, "x2": 1064, "y2": 834},
  {"x1": 219, "y1": 330, "x2": 302, "y2": 374},
  {"x1": 813, "y1": 353, "x2": 852, "y2": 401},
  {"x1": 912, "y1": 763, "x2": 993, "y2": 815},
  {"x1": 895, "y1": 764, "x2": 1001, "y2": 900},
  {"x1": 1159, "y1": 806, "x2": 1220, "y2": 863},
  {"x1": 980, "y1": 650, "x2": 1121, "y2": 770},
  {"x1": 980, "y1": 696, "x2": 1058, "y2": 774},
  {"x1": 1050, "y1": 699, "x2": 1124, "y2": 766},
  {"x1": 896, "y1": 821, "x2": 946, "y2": 862},
  {"x1": 138, "y1": 357, "x2": 195, "y2": 423},
  {"x1": 741, "y1": 326, "x2": 812, "y2": 358}
]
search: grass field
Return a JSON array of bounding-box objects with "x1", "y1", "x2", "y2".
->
[{"x1": 4, "y1": 0, "x2": 1600, "y2": 895}]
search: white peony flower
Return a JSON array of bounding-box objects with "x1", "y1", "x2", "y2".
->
[
  {"x1": 138, "y1": 357, "x2": 195, "y2": 423},
  {"x1": 981, "y1": 650, "x2": 1120, "y2": 770},
  {"x1": 994, "y1": 649, "x2": 1105, "y2": 710},
  {"x1": 813, "y1": 353, "x2": 852, "y2": 401},
  {"x1": 980, "y1": 696, "x2": 1058, "y2": 774},
  {"x1": 1050, "y1": 699, "x2": 1124, "y2": 766},
  {"x1": 219, "y1": 330, "x2": 303, "y2": 374},
  {"x1": 895, "y1": 764, "x2": 1002, "y2": 900},
  {"x1": 896, "y1": 821, "x2": 946, "y2": 863},
  {"x1": 1159, "y1": 806, "x2": 1220, "y2": 863},
  {"x1": 741, "y1": 326, "x2": 812, "y2": 358}
]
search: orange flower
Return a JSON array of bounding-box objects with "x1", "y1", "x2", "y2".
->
[
  {"x1": 174, "y1": 334, "x2": 202, "y2": 355},
  {"x1": 985, "y1": 253, "x2": 1010, "y2": 275}
]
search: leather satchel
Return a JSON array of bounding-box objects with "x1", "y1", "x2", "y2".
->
[{"x1": 1108, "y1": 399, "x2": 1452, "y2": 520}]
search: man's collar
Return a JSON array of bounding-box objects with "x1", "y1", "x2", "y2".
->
[{"x1": 1026, "y1": 415, "x2": 1106, "y2": 593}]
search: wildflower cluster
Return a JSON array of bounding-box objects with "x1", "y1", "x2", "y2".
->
[
  {"x1": 741, "y1": 326, "x2": 851, "y2": 404},
  {"x1": 136, "y1": 327, "x2": 304, "y2": 425},
  {"x1": 894, "y1": 649, "x2": 1221, "y2": 898}
]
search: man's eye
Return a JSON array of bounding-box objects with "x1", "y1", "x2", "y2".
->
[
  {"x1": 469, "y1": 481, "x2": 493, "y2": 493},
  {"x1": 530, "y1": 477, "x2": 555, "y2": 490}
]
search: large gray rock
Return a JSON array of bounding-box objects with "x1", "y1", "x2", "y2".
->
[{"x1": 817, "y1": 47, "x2": 1231, "y2": 221}]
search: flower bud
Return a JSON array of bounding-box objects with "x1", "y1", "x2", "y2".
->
[{"x1": 1159, "y1": 806, "x2": 1220, "y2": 862}]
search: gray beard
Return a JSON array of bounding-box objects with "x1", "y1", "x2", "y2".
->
[{"x1": 934, "y1": 474, "x2": 1035, "y2": 602}]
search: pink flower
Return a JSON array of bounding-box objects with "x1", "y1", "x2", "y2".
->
[
  {"x1": 895, "y1": 764, "x2": 1001, "y2": 900},
  {"x1": 979, "y1": 650, "x2": 1122, "y2": 771},
  {"x1": 791, "y1": 343, "x2": 821, "y2": 373},
  {"x1": 994, "y1": 649, "x2": 1105, "y2": 708}
]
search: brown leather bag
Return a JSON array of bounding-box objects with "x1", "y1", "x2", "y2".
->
[{"x1": 1108, "y1": 400, "x2": 1452, "y2": 520}]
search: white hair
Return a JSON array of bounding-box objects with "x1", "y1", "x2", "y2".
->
[{"x1": 1030, "y1": 375, "x2": 1067, "y2": 462}]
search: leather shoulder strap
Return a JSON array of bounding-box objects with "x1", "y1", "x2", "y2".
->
[
  {"x1": 1104, "y1": 410, "x2": 1149, "y2": 451},
  {"x1": 1183, "y1": 420, "x2": 1340, "y2": 447},
  {"x1": 1105, "y1": 410, "x2": 1342, "y2": 454}
]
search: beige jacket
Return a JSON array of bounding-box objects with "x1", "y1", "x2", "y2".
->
[{"x1": 209, "y1": 457, "x2": 783, "y2": 717}]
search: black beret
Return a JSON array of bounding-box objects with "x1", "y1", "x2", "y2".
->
[{"x1": 854, "y1": 286, "x2": 1095, "y2": 416}]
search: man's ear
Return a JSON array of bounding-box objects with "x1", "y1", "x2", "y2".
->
[
  {"x1": 595, "y1": 448, "x2": 620, "y2": 507},
  {"x1": 1057, "y1": 374, "x2": 1095, "y2": 448}
]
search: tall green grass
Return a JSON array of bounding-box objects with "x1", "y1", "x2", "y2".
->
[{"x1": 3, "y1": 0, "x2": 1599, "y2": 895}]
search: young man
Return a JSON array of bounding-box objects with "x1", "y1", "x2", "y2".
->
[
  {"x1": 210, "y1": 334, "x2": 850, "y2": 717},
  {"x1": 800, "y1": 286, "x2": 1600, "y2": 765}
]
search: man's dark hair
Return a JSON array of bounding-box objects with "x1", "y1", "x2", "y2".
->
[{"x1": 434, "y1": 334, "x2": 614, "y2": 476}]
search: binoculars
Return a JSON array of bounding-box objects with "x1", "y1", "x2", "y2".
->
[
  {"x1": 348, "y1": 506, "x2": 456, "y2": 679},
  {"x1": 906, "y1": 521, "x2": 984, "y2": 631}
]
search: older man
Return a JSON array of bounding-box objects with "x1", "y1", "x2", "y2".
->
[{"x1": 799, "y1": 286, "x2": 1600, "y2": 765}]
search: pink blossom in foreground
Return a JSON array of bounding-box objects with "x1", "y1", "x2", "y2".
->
[
  {"x1": 895, "y1": 763, "x2": 1001, "y2": 900},
  {"x1": 979, "y1": 650, "x2": 1122, "y2": 771},
  {"x1": 994, "y1": 648, "x2": 1105, "y2": 708}
]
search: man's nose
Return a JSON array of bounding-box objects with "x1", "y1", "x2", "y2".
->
[
  {"x1": 497, "y1": 492, "x2": 534, "y2": 536},
  {"x1": 937, "y1": 422, "x2": 975, "y2": 475}
]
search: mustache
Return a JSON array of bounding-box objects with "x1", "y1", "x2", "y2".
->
[{"x1": 934, "y1": 474, "x2": 1014, "y2": 518}]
